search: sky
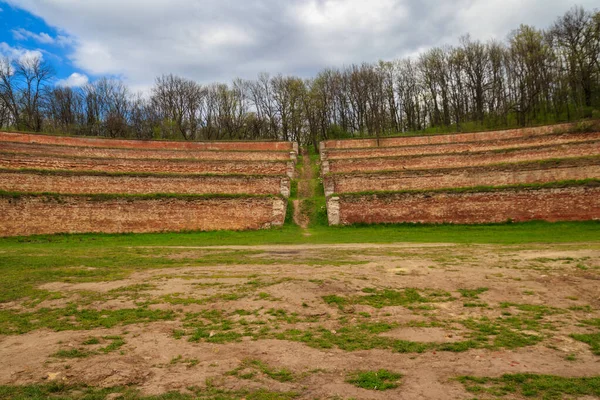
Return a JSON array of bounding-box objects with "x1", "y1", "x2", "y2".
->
[{"x1": 0, "y1": 0, "x2": 597, "y2": 93}]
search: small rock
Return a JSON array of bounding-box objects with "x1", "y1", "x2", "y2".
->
[{"x1": 46, "y1": 372, "x2": 61, "y2": 381}]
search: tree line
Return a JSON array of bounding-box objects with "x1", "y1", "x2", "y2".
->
[{"x1": 1, "y1": 6, "x2": 599, "y2": 150}]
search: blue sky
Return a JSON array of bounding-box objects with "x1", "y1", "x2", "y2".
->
[
  {"x1": 0, "y1": 2, "x2": 89, "y2": 86},
  {"x1": 1, "y1": 0, "x2": 597, "y2": 93}
]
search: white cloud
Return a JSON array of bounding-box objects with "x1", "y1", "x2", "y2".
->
[
  {"x1": 11, "y1": 28, "x2": 72, "y2": 47},
  {"x1": 0, "y1": 42, "x2": 44, "y2": 64},
  {"x1": 5, "y1": 0, "x2": 599, "y2": 89},
  {"x1": 55, "y1": 72, "x2": 89, "y2": 87}
]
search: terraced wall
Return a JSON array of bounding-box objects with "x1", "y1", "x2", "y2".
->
[
  {"x1": 327, "y1": 184, "x2": 600, "y2": 225},
  {"x1": 0, "y1": 194, "x2": 286, "y2": 236}
]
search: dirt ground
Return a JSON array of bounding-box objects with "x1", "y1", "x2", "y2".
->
[{"x1": 1, "y1": 242, "x2": 600, "y2": 399}]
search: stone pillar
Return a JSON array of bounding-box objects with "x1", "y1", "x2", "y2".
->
[
  {"x1": 319, "y1": 141, "x2": 326, "y2": 153},
  {"x1": 280, "y1": 177, "x2": 291, "y2": 198},
  {"x1": 271, "y1": 198, "x2": 286, "y2": 227},
  {"x1": 327, "y1": 196, "x2": 340, "y2": 225},
  {"x1": 323, "y1": 176, "x2": 335, "y2": 197},
  {"x1": 321, "y1": 160, "x2": 330, "y2": 175},
  {"x1": 286, "y1": 162, "x2": 295, "y2": 178}
]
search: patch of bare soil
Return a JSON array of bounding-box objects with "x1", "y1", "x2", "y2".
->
[
  {"x1": 1, "y1": 243, "x2": 600, "y2": 399},
  {"x1": 292, "y1": 199, "x2": 309, "y2": 229}
]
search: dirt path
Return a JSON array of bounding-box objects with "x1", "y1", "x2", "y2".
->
[{"x1": 292, "y1": 148, "x2": 316, "y2": 231}]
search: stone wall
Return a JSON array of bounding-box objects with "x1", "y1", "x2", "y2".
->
[
  {"x1": 0, "y1": 131, "x2": 294, "y2": 152},
  {"x1": 0, "y1": 153, "x2": 294, "y2": 177},
  {"x1": 325, "y1": 159, "x2": 600, "y2": 196},
  {"x1": 323, "y1": 132, "x2": 600, "y2": 160},
  {"x1": 0, "y1": 194, "x2": 286, "y2": 236},
  {"x1": 321, "y1": 122, "x2": 580, "y2": 149},
  {"x1": 324, "y1": 141, "x2": 599, "y2": 174},
  {"x1": 328, "y1": 185, "x2": 600, "y2": 225},
  {"x1": 0, "y1": 141, "x2": 295, "y2": 162},
  {"x1": 0, "y1": 171, "x2": 290, "y2": 197}
]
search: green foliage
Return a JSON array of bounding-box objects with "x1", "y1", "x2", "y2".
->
[
  {"x1": 327, "y1": 124, "x2": 352, "y2": 139},
  {"x1": 346, "y1": 369, "x2": 402, "y2": 391}
]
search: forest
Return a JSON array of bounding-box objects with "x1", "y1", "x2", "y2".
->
[{"x1": 0, "y1": 6, "x2": 599, "y2": 149}]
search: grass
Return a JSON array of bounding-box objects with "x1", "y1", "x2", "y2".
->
[
  {"x1": 457, "y1": 374, "x2": 600, "y2": 399},
  {"x1": 0, "y1": 306, "x2": 174, "y2": 335},
  {"x1": 571, "y1": 332, "x2": 600, "y2": 355},
  {"x1": 51, "y1": 349, "x2": 92, "y2": 359},
  {"x1": 458, "y1": 288, "x2": 489, "y2": 299},
  {"x1": 346, "y1": 369, "x2": 402, "y2": 391},
  {"x1": 323, "y1": 288, "x2": 453, "y2": 309},
  {"x1": 0, "y1": 383, "x2": 299, "y2": 399},
  {"x1": 1, "y1": 220, "x2": 598, "y2": 249},
  {"x1": 227, "y1": 359, "x2": 295, "y2": 383}
]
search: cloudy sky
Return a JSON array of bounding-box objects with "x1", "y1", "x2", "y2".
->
[{"x1": 0, "y1": 0, "x2": 596, "y2": 92}]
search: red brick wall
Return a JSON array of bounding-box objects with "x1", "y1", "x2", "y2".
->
[
  {"x1": 326, "y1": 160, "x2": 600, "y2": 195},
  {"x1": 0, "y1": 141, "x2": 293, "y2": 161},
  {"x1": 0, "y1": 172, "x2": 290, "y2": 197},
  {"x1": 0, "y1": 153, "x2": 293, "y2": 176},
  {"x1": 326, "y1": 141, "x2": 600, "y2": 173},
  {"x1": 322, "y1": 122, "x2": 579, "y2": 149},
  {"x1": 0, "y1": 195, "x2": 286, "y2": 236},
  {"x1": 331, "y1": 186, "x2": 600, "y2": 224},
  {"x1": 324, "y1": 132, "x2": 600, "y2": 160},
  {"x1": 0, "y1": 131, "x2": 294, "y2": 151}
]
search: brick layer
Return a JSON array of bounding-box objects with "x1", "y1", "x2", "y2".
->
[
  {"x1": 0, "y1": 131, "x2": 293, "y2": 151},
  {"x1": 327, "y1": 141, "x2": 600, "y2": 173},
  {"x1": 0, "y1": 172, "x2": 289, "y2": 196},
  {"x1": 324, "y1": 132, "x2": 600, "y2": 160},
  {"x1": 0, "y1": 153, "x2": 291, "y2": 176},
  {"x1": 336, "y1": 186, "x2": 600, "y2": 224},
  {"x1": 327, "y1": 161, "x2": 600, "y2": 194},
  {"x1": 323, "y1": 122, "x2": 578, "y2": 149},
  {"x1": 0, "y1": 141, "x2": 292, "y2": 161},
  {"x1": 0, "y1": 195, "x2": 286, "y2": 236}
]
